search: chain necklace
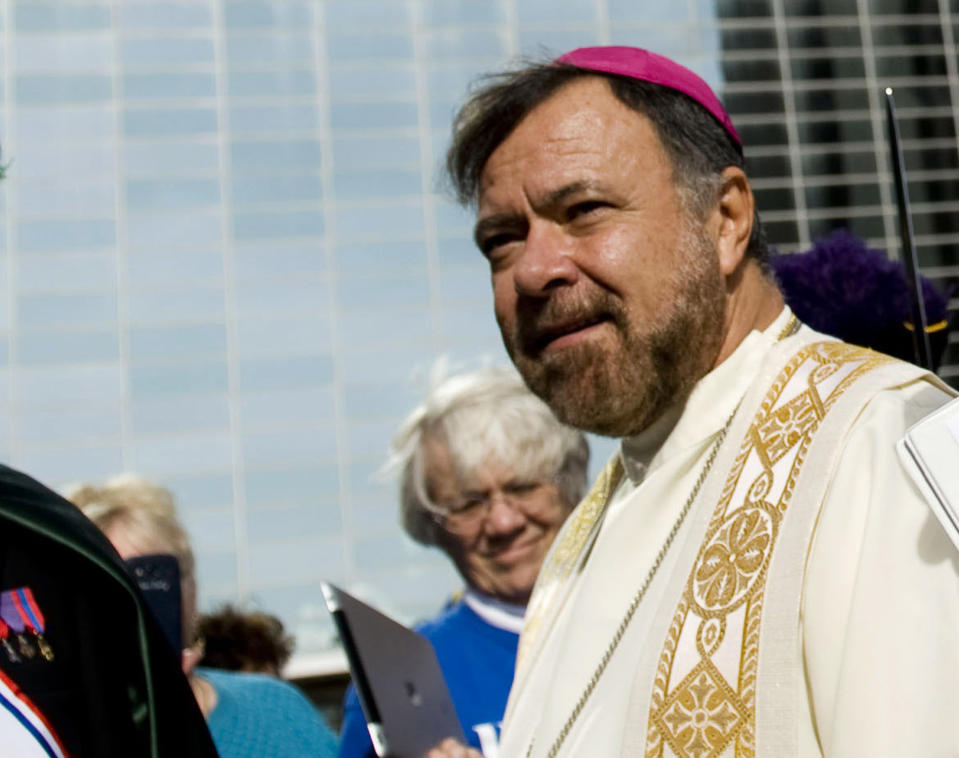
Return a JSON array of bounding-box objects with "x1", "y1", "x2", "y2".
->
[{"x1": 528, "y1": 314, "x2": 799, "y2": 758}]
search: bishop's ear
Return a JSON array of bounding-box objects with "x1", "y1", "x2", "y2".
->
[{"x1": 714, "y1": 167, "x2": 754, "y2": 277}]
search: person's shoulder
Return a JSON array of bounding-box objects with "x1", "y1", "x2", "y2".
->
[
  {"x1": 414, "y1": 597, "x2": 508, "y2": 639},
  {"x1": 788, "y1": 336, "x2": 955, "y2": 427},
  {"x1": 856, "y1": 367, "x2": 954, "y2": 430},
  {"x1": 200, "y1": 669, "x2": 338, "y2": 756},
  {"x1": 415, "y1": 598, "x2": 520, "y2": 653},
  {"x1": 199, "y1": 668, "x2": 312, "y2": 707},
  {"x1": 413, "y1": 597, "x2": 469, "y2": 637}
]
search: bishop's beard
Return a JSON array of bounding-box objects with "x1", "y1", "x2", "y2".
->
[{"x1": 503, "y1": 224, "x2": 727, "y2": 438}]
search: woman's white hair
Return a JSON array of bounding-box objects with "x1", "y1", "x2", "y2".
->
[{"x1": 388, "y1": 365, "x2": 589, "y2": 546}]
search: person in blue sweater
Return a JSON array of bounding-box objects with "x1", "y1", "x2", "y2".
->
[
  {"x1": 338, "y1": 367, "x2": 589, "y2": 757},
  {"x1": 197, "y1": 666, "x2": 338, "y2": 758}
]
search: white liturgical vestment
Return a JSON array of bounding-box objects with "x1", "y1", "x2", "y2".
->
[{"x1": 500, "y1": 308, "x2": 959, "y2": 758}]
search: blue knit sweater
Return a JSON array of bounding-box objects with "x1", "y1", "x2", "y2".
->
[{"x1": 199, "y1": 668, "x2": 338, "y2": 758}]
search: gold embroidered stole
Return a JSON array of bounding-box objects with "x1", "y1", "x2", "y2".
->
[
  {"x1": 507, "y1": 336, "x2": 933, "y2": 756},
  {"x1": 643, "y1": 341, "x2": 897, "y2": 757}
]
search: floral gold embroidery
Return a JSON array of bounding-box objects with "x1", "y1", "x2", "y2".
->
[
  {"x1": 692, "y1": 506, "x2": 777, "y2": 616},
  {"x1": 646, "y1": 342, "x2": 891, "y2": 757}
]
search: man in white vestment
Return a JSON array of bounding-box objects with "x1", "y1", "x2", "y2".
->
[{"x1": 426, "y1": 46, "x2": 959, "y2": 758}]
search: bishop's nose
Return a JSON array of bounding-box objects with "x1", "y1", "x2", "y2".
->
[{"x1": 512, "y1": 222, "x2": 579, "y2": 297}]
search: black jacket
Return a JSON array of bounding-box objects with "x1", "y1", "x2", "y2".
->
[{"x1": 0, "y1": 464, "x2": 217, "y2": 757}]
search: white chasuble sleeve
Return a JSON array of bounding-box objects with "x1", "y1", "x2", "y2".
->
[{"x1": 801, "y1": 380, "x2": 959, "y2": 756}]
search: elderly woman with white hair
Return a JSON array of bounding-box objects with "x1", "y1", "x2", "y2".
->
[{"x1": 338, "y1": 367, "x2": 589, "y2": 758}]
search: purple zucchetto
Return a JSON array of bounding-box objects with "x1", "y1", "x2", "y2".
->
[{"x1": 555, "y1": 46, "x2": 742, "y2": 149}]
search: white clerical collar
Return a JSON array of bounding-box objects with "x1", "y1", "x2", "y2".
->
[
  {"x1": 461, "y1": 588, "x2": 527, "y2": 634},
  {"x1": 619, "y1": 306, "x2": 795, "y2": 485}
]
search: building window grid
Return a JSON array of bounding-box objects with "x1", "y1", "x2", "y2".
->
[{"x1": 715, "y1": 0, "x2": 959, "y2": 383}]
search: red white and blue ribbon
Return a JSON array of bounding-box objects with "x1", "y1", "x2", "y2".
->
[
  {"x1": 1, "y1": 588, "x2": 53, "y2": 661},
  {"x1": 0, "y1": 669, "x2": 68, "y2": 758},
  {"x1": 11, "y1": 589, "x2": 45, "y2": 636}
]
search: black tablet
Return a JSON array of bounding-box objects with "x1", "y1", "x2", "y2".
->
[{"x1": 321, "y1": 582, "x2": 465, "y2": 758}]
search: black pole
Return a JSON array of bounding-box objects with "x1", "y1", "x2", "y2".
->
[{"x1": 884, "y1": 87, "x2": 933, "y2": 370}]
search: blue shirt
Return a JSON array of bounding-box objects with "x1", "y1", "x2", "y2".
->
[
  {"x1": 199, "y1": 668, "x2": 339, "y2": 758},
  {"x1": 338, "y1": 600, "x2": 519, "y2": 757}
]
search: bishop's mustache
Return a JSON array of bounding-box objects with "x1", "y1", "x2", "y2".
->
[{"x1": 514, "y1": 293, "x2": 627, "y2": 355}]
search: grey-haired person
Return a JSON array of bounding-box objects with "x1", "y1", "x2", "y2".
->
[
  {"x1": 428, "y1": 46, "x2": 959, "y2": 758},
  {"x1": 339, "y1": 367, "x2": 588, "y2": 758}
]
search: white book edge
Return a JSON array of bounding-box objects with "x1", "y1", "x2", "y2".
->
[{"x1": 896, "y1": 395, "x2": 959, "y2": 553}]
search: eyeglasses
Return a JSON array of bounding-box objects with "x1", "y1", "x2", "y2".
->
[{"x1": 435, "y1": 479, "x2": 551, "y2": 532}]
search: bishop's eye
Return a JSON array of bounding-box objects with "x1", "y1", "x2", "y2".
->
[
  {"x1": 566, "y1": 200, "x2": 610, "y2": 221},
  {"x1": 479, "y1": 232, "x2": 519, "y2": 257}
]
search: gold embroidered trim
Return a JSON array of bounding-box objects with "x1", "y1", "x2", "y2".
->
[
  {"x1": 645, "y1": 342, "x2": 891, "y2": 758},
  {"x1": 531, "y1": 405, "x2": 739, "y2": 758}
]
